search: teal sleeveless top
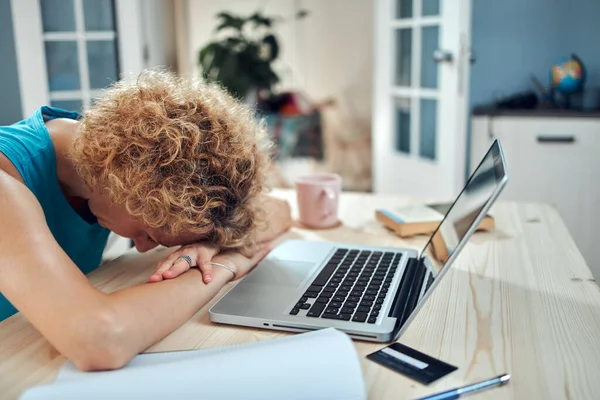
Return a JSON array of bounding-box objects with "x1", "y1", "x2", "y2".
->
[{"x1": 0, "y1": 106, "x2": 110, "y2": 321}]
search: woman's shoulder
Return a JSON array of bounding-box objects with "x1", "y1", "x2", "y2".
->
[
  {"x1": 0, "y1": 110, "x2": 47, "y2": 184},
  {"x1": 0, "y1": 107, "x2": 79, "y2": 175},
  {"x1": 0, "y1": 106, "x2": 80, "y2": 149},
  {"x1": 0, "y1": 108, "x2": 53, "y2": 162},
  {"x1": 45, "y1": 117, "x2": 79, "y2": 133},
  {"x1": 0, "y1": 108, "x2": 74, "y2": 191},
  {"x1": 46, "y1": 117, "x2": 80, "y2": 153}
]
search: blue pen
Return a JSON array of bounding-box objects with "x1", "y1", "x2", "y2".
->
[{"x1": 416, "y1": 374, "x2": 510, "y2": 400}]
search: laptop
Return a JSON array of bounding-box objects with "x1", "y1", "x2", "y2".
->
[{"x1": 209, "y1": 139, "x2": 508, "y2": 342}]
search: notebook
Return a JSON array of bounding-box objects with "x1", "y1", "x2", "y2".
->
[{"x1": 19, "y1": 328, "x2": 365, "y2": 400}]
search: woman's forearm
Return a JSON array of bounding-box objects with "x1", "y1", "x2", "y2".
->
[
  {"x1": 84, "y1": 266, "x2": 232, "y2": 370},
  {"x1": 0, "y1": 172, "x2": 239, "y2": 372}
]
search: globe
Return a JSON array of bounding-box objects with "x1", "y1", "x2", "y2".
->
[{"x1": 550, "y1": 54, "x2": 586, "y2": 95}]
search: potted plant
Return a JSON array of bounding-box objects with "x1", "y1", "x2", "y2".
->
[{"x1": 198, "y1": 9, "x2": 308, "y2": 104}]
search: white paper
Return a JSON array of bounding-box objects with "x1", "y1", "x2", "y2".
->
[{"x1": 20, "y1": 328, "x2": 365, "y2": 400}]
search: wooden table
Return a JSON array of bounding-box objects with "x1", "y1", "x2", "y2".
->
[{"x1": 2, "y1": 190, "x2": 600, "y2": 399}]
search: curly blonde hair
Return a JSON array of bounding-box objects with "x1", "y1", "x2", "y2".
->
[{"x1": 70, "y1": 69, "x2": 273, "y2": 249}]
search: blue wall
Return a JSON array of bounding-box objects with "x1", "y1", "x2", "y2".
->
[
  {"x1": 469, "y1": 0, "x2": 600, "y2": 108},
  {"x1": 466, "y1": 0, "x2": 599, "y2": 177},
  {"x1": 0, "y1": 0, "x2": 23, "y2": 125},
  {"x1": 561, "y1": 0, "x2": 600, "y2": 91}
]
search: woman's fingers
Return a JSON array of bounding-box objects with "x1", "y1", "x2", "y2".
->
[
  {"x1": 148, "y1": 261, "x2": 172, "y2": 282},
  {"x1": 162, "y1": 257, "x2": 192, "y2": 279},
  {"x1": 197, "y1": 259, "x2": 213, "y2": 283},
  {"x1": 148, "y1": 246, "x2": 217, "y2": 282},
  {"x1": 148, "y1": 251, "x2": 185, "y2": 282}
]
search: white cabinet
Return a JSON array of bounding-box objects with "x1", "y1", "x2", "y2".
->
[{"x1": 470, "y1": 113, "x2": 600, "y2": 280}]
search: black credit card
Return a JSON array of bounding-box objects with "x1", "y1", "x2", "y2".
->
[{"x1": 367, "y1": 342, "x2": 457, "y2": 385}]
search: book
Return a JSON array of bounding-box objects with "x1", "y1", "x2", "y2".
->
[
  {"x1": 376, "y1": 202, "x2": 495, "y2": 238},
  {"x1": 19, "y1": 328, "x2": 365, "y2": 400}
]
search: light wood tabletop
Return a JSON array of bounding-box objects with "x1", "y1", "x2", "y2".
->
[{"x1": 1, "y1": 190, "x2": 600, "y2": 399}]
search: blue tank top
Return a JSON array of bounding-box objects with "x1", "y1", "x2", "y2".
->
[{"x1": 0, "y1": 106, "x2": 110, "y2": 321}]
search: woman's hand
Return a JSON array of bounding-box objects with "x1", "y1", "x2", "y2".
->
[{"x1": 148, "y1": 243, "x2": 219, "y2": 284}]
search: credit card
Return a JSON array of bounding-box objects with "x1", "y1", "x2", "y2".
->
[{"x1": 367, "y1": 342, "x2": 457, "y2": 385}]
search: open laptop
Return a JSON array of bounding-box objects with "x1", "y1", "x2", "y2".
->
[{"x1": 210, "y1": 139, "x2": 508, "y2": 342}]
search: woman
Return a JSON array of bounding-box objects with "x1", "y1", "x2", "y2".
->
[{"x1": 0, "y1": 70, "x2": 291, "y2": 371}]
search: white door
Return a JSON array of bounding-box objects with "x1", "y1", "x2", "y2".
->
[
  {"x1": 10, "y1": 0, "x2": 148, "y2": 117},
  {"x1": 372, "y1": 0, "x2": 472, "y2": 199}
]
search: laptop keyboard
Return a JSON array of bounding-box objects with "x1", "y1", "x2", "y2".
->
[{"x1": 289, "y1": 249, "x2": 402, "y2": 323}]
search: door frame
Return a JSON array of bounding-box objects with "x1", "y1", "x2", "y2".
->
[
  {"x1": 372, "y1": 0, "x2": 472, "y2": 199},
  {"x1": 10, "y1": 0, "x2": 147, "y2": 118}
]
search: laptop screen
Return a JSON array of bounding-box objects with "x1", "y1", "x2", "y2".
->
[{"x1": 419, "y1": 140, "x2": 507, "y2": 283}]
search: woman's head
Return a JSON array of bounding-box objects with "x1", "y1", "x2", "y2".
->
[{"x1": 70, "y1": 69, "x2": 273, "y2": 252}]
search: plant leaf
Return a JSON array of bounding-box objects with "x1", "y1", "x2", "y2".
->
[
  {"x1": 198, "y1": 43, "x2": 217, "y2": 79},
  {"x1": 249, "y1": 12, "x2": 273, "y2": 27},
  {"x1": 215, "y1": 11, "x2": 246, "y2": 31},
  {"x1": 197, "y1": 8, "x2": 298, "y2": 97}
]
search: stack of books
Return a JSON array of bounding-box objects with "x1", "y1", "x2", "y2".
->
[{"x1": 376, "y1": 202, "x2": 495, "y2": 238}]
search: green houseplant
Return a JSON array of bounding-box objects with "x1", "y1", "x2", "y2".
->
[{"x1": 198, "y1": 9, "x2": 308, "y2": 101}]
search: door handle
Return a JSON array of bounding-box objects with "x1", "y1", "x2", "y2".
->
[
  {"x1": 469, "y1": 49, "x2": 477, "y2": 64},
  {"x1": 433, "y1": 49, "x2": 453, "y2": 63},
  {"x1": 536, "y1": 135, "x2": 575, "y2": 143}
]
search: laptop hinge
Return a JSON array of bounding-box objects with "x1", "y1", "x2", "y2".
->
[{"x1": 389, "y1": 257, "x2": 427, "y2": 334}]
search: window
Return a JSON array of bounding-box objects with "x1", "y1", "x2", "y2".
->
[{"x1": 40, "y1": 0, "x2": 119, "y2": 112}]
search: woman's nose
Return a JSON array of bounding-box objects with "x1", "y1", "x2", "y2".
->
[{"x1": 133, "y1": 237, "x2": 158, "y2": 253}]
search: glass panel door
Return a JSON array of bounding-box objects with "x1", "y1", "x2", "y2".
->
[
  {"x1": 40, "y1": 0, "x2": 119, "y2": 112},
  {"x1": 373, "y1": 0, "x2": 471, "y2": 198},
  {"x1": 392, "y1": 0, "x2": 440, "y2": 162}
]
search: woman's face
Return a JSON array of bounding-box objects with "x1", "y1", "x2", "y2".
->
[
  {"x1": 88, "y1": 194, "x2": 207, "y2": 251},
  {"x1": 88, "y1": 194, "x2": 203, "y2": 252},
  {"x1": 88, "y1": 194, "x2": 159, "y2": 252}
]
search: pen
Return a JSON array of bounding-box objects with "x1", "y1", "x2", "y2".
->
[{"x1": 415, "y1": 374, "x2": 511, "y2": 400}]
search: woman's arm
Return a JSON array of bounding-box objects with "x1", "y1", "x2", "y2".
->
[
  {"x1": 0, "y1": 170, "x2": 264, "y2": 371},
  {"x1": 147, "y1": 193, "x2": 291, "y2": 283},
  {"x1": 254, "y1": 194, "x2": 293, "y2": 243}
]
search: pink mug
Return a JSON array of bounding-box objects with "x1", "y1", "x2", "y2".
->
[{"x1": 295, "y1": 173, "x2": 342, "y2": 229}]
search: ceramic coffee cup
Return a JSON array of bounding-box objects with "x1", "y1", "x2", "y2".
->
[{"x1": 295, "y1": 173, "x2": 342, "y2": 229}]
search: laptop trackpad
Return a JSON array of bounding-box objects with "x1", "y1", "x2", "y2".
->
[{"x1": 244, "y1": 259, "x2": 315, "y2": 287}]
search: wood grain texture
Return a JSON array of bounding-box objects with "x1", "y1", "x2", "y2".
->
[{"x1": 1, "y1": 190, "x2": 600, "y2": 399}]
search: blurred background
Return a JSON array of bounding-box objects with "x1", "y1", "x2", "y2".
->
[{"x1": 2, "y1": 0, "x2": 600, "y2": 278}]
